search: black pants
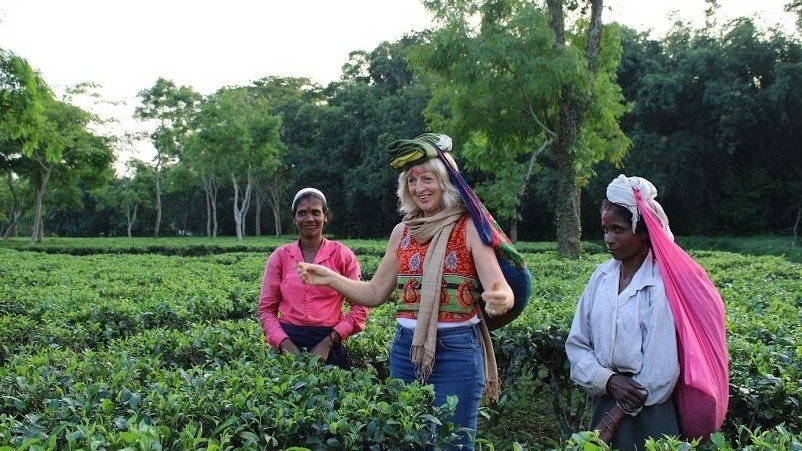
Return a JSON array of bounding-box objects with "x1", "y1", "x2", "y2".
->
[
  {"x1": 591, "y1": 395, "x2": 679, "y2": 451},
  {"x1": 280, "y1": 322, "x2": 353, "y2": 369}
]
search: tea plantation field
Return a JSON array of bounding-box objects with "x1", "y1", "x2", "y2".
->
[{"x1": 1, "y1": 237, "x2": 800, "y2": 450}]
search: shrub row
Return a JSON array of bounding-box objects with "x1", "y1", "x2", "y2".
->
[
  {"x1": 2, "y1": 244, "x2": 801, "y2": 448},
  {"x1": 0, "y1": 320, "x2": 461, "y2": 450}
]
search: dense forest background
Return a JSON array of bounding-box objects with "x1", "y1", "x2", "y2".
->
[{"x1": 2, "y1": 1, "x2": 801, "y2": 246}]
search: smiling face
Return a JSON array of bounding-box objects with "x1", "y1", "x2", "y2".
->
[
  {"x1": 294, "y1": 197, "x2": 326, "y2": 239},
  {"x1": 406, "y1": 165, "x2": 443, "y2": 217},
  {"x1": 601, "y1": 204, "x2": 649, "y2": 262}
]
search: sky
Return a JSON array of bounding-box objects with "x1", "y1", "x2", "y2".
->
[{"x1": 0, "y1": 0, "x2": 797, "y2": 170}]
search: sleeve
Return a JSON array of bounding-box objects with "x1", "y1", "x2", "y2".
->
[
  {"x1": 332, "y1": 245, "x2": 369, "y2": 340},
  {"x1": 257, "y1": 249, "x2": 289, "y2": 349},
  {"x1": 633, "y1": 283, "x2": 680, "y2": 406},
  {"x1": 565, "y1": 267, "x2": 615, "y2": 397}
]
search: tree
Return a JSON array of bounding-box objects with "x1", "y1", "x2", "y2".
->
[
  {"x1": 250, "y1": 76, "x2": 325, "y2": 236},
  {"x1": 42, "y1": 130, "x2": 115, "y2": 238},
  {"x1": 22, "y1": 99, "x2": 103, "y2": 243},
  {"x1": 306, "y1": 36, "x2": 430, "y2": 238},
  {"x1": 93, "y1": 160, "x2": 153, "y2": 237},
  {"x1": 414, "y1": 0, "x2": 629, "y2": 251},
  {"x1": 0, "y1": 140, "x2": 28, "y2": 239},
  {"x1": 195, "y1": 87, "x2": 283, "y2": 240},
  {"x1": 182, "y1": 130, "x2": 221, "y2": 237},
  {"x1": 0, "y1": 49, "x2": 50, "y2": 155},
  {"x1": 134, "y1": 78, "x2": 200, "y2": 238},
  {"x1": 587, "y1": 19, "x2": 802, "y2": 238},
  {"x1": 161, "y1": 162, "x2": 201, "y2": 235},
  {"x1": 1, "y1": 49, "x2": 52, "y2": 240}
]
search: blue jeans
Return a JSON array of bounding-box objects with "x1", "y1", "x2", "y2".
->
[{"x1": 390, "y1": 324, "x2": 485, "y2": 449}]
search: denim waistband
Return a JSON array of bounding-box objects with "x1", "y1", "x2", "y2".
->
[{"x1": 394, "y1": 322, "x2": 480, "y2": 339}]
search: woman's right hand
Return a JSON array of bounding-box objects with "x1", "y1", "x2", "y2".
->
[
  {"x1": 296, "y1": 262, "x2": 336, "y2": 286},
  {"x1": 605, "y1": 374, "x2": 647, "y2": 413},
  {"x1": 279, "y1": 338, "x2": 301, "y2": 355}
]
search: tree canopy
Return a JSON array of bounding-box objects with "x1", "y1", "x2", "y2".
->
[{"x1": 2, "y1": 7, "x2": 800, "y2": 242}]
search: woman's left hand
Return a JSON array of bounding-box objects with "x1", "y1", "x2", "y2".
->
[
  {"x1": 482, "y1": 280, "x2": 513, "y2": 316},
  {"x1": 310, "y1": 336, "x2": 333, "y2": 362}
]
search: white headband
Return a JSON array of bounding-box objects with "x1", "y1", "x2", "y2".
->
[
  {"x1": 292, "y1": 188, "x2": 327, "y2": 211},
  {"x1": 606, "y1": 174, "x2": 674, "y2": 242}
]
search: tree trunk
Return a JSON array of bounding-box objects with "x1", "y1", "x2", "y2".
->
[
  {"x1": 232, "y1": 173, "x2": 242, "y2": 240},
  {"x1": 242, "y1": 188, "x2": 251, "y2": 238},
  {"x1": 204, "y1": 181, "x2": 211, "y2": 237},
  {"x1": 4, "y1": 212, "x2": 20, "y2": 239},
  {"x1": 3, "y1": 171, "x2": 21, "y2": 241},
  {"x1": 546, "y1": 0, "x2": 604, "y2": 258},
  {"x1": 37, "y1": 211, "x2": 44, "y2": 242},
  {"x1": 266, "y1": 180, "x2": 283, "y2": 237},
  {"x1": 153, "y1": 160, "x2": 162, "y2": 238},
  {"x1": 273, "y1": 205, "x2": 282, "y2": 237},
  {"x1": 510, "y1": 140, "x2": 551, "y2": 243},
  {"x1": 554, "y1": 91, "x2": 583, "y2": 258},
  {"x1": 202, "y1": 176, "x2": 219, "y2": 238},
  {"x1": 231, "y1": 170, "x2": 253, "y2": 241},
  {"x1": 794, "y1": 206, "x2": 801, "y2": 246},
  {"x1": 30, "y1": 162, "x2": 53, "y2": 245},
  {"x1": 255, "y1": 191, "x2": 262, "y2": 237},
  {"x1": 212, "y1": 189, "x2": 218, "y2": 238},
  {"x1": 127, "y1": 204, "x2": 138, "y2": 237},
  {"x1": 509, "y1": 220, "x2": 518, "y2": 243}
]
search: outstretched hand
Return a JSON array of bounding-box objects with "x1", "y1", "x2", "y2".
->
[
  {"x1": 296, "y1": 262, "x2": 336, "y2": 286},
  {"x1": 481, "y1": 280, "x2": 513, "y2": 317},
  {"x1": 606, "y1": 374, "x2": 647, "y2": 413}
]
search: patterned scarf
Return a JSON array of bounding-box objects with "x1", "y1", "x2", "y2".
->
[{"x1": 402, "y1": 206, "x2": 500, "y2": 401}]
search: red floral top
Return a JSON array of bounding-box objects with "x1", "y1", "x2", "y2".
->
[{"x1": 395, "y1": 214, "x2": 480, "y2": 322}]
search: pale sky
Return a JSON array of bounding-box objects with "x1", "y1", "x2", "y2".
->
[{"x1": 0, "y1": 0, "x2": 796, "y2": 170}]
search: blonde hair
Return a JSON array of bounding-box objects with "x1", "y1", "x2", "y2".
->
[{"x1": 396, "y1": 154, "x2": 463, "y2": 216}]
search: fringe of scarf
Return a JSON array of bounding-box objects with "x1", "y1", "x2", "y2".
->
[{"x1": 478, "y1": 309, "x2": 500, "y2": 402}]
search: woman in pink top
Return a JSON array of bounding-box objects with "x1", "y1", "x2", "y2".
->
[{"x1": 257, "y1": 188, "x2": 368, "y2": 369}]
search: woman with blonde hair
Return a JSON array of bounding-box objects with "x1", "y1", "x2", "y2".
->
[{"x1": 297, "y1": 134, "x2": 514, "y2": 449}]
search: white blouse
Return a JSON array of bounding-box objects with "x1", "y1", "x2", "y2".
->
[{"x1": 565, "y1": 251, "x2": 679, "y2": 407}]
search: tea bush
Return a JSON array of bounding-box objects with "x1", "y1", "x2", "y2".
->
[{"x1": 1, "y1": 239, "x2": 801, "y2": 449}]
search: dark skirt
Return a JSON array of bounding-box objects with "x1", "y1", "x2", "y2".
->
[
  {"x1": 591, "y1": 395, "x2": 680, "y2": 451},
  {"x1": 280, "y1": 322, "x2": 353, "y2": 369}
]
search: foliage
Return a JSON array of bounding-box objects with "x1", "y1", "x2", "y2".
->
[
  {"x1": 135, "y1": 78, "x2": 201, "y2": 238},
  {"x1": 584, "y1": 20, "x2": 802, "y2": 238},
  {"x1": 0, "y1": 49, "x2": 51, "y2": 155},
  {"x1": 5, "y1": 237, "x2": 801, "y2": 448}
]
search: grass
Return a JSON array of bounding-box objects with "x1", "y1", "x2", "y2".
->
[
  {"x1": 478, "y1": 373, "x2": 564, "y2": 449},
  {"x1": 676, "y1": 235, "x2": 802, "y2": 263},
  {"x1": 4, "y1": 234, "x2": 797, "y2": 258}
]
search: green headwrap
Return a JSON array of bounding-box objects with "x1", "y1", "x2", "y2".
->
[{"x1": 387, "y1": 133, "x2": 453, "y2": 172}]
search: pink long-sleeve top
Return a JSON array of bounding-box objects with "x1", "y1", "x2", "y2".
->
[{"x1": 257, "y1": 238, "x2": 369, "y2": 349}]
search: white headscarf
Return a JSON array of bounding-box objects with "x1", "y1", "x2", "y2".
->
[
  {"x1": 606, "y1": 174, "x2": 674, "y2": 242},
  {"x1": 292, "y1": 187, "x2": 327, "y2": 212}
]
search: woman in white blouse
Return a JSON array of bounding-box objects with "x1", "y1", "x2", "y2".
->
[{"x1": 565, "y1": 175, "x2": 679, "y2": 450}]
